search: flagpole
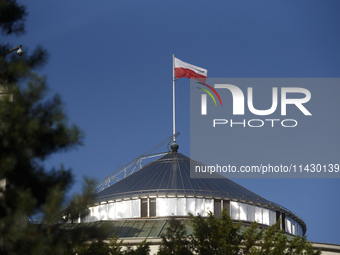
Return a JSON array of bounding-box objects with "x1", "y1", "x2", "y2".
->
[{"x1": 172, "y1": 54, "x2": 176, "y2": 142}]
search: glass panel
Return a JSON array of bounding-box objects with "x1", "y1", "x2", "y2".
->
[
  {"x1": 177, "y1": 198, "x2": 186, "y2": 216},
  {"x1": 247, "y1": 204, "x2": 254, "y2": 222},
  {"x1": 159, "y1": 221, "x2": 172, "y2": 237},
  {"x1": 88, "y1": 207, "x2": 93, "y2": 222},
  {"x1": 132, "y1": 199, "x2": 140, "y2": 218},
  {"x1": 116, "y1": 201, "x2": 124, "y2": 219},
  {"x1": 167, "y1": 197, "x2": 177, "y2": 215},
  {"x1": 100, "y1": 204, "x2": 108, "y2": 220},
  {"x1": 168, "y1": 198, "x2": 176, "y2": 216},
  {"x1": 149, "y1": 198, "x2": 156, "y2": 217},
  {"x1": 137, "y1": 221, "x2": 155, "y2": 237},
  {"x1": 282, "y1": 213, "x2": 286, "y2": 230},
  {"x1": 276, "y1": 211, "x2": 281, "y2": 224},
  {"x1": 108, "y1": 203, "x2": 116, "y2": 220},
  {"x1": 157, "y1": 198, "x2": 168, "y2": 217},
  {"x1": 240, "y1": 203, "x2": 247, "y2": 221},
  {"x1": 262, "y1": 208, "x2": 269, "y2": 225},
  {"x1": 195, "y1": 198, "x2": 205, "y2": 216},
  {"x1": 205, "y1": 199, "x2": 214, "y2": 215},
  {"x1": 87, "y1": 222, "x2": 100, "y2": 228},
  {"x1": 149, "y1": 220, "x2": 166, "y2": 237},
  {"x1": 96, "y1": 221, "x2": 107, "y2": 229},
  {"x1": 87, "y1": 207, "x2": 92, "y2": 222},
  {"x1": 141, "y1": 198, "x2": 147, "y2": 217},
  {"x1": 112, "y1": 221, "x2": 125, "y2": 237},
  {"x1": 186, "y1": 198, "x2": 195, "y2": 215},
  {"x1": 81, "y1": 208, "x2": 90, "y2": 223},
  {"x1": 117, "y1": 221, "x2": 135, "y2": 237},
  {"x1": 214, "y1": 200, "x2": 221, "y2": 218},
  {"x1": 126, "y1": 221, "x2": 145, "y2": 237},
  {"x1": 286, "y1": 218, "x2": 292, "y2": 234},
  {"x1": 269, "y1": 210, "x2": 276, "y2": 226},
  {"x1": 93, "y1": 206, "x2": 100, "y2": 221},
  {"x1": 255, "y1": 206, "x2": 262, "y2": 224},
  {"x1": 123, "y1": 200, "x2": 132, "y2": 218},
  {"x1": 223, "y1": 200, "x2": 230, "y2": 215},
  {"x1": 184, "y1": 220, "x2": 194, "y2": 235},
  {"x1": 230, "y1": 201, "x2": 239, "y2": 220},
  {"x1": 81, "y1": 214, "x2": 86, "y2": 223},
  {"x1": 292, "y1": 222, "x2": 296, "y2": 235}
]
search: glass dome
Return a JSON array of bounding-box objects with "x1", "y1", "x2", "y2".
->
[{"x1": 79, "y1": 152, "x2": 306, "y2": 236}]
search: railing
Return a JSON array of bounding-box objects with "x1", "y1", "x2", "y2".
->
[{"x1": 61, "y1": 133, "x2": 179, "y2": 210}]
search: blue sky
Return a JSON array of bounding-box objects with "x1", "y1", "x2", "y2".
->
[{"x1": 7, "y1": 0, "x2": 340, "y2": 244}]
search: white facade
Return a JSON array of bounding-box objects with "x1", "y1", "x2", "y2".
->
[{"x1": 82, "y1": 197, "x2": 304, "y2": 237}]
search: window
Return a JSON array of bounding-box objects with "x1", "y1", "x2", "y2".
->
[
  {"x1": 131, "y1": 199, "x2": 140, "y2": 218},
  {"x1": 187, "y1": 198, "x2": 195, "y2": 215},
  {"x1": 108, "y1": 203, "x2": 115, "y2": 219},
  {"x1": 177, "y1": 198, "x2": 186, "y2": 216},
  {"x1": 214, "y1": 199, "x2": 221, "y2": 218},
  {"x1": 255, "y1": 206, "x2": 262, "y2": 223},
  {"x1": 262, "y1": 208, "x2": 269, "y2": 225},
  {"x1": 240, "y1": 203, "x2": 247, "y2": 221},
  {"x1": 223, "y1": 200, "x2": 230, "y2": 215},
  {"x1": 247, "y1": 204, "x2": 255, "y2": 222},
  {"x1": 196, "y1": 198, "x2": 205, "y2": 216},
  {"x1": 205, "y1": 199, "x2": 214, "y2": 215},
  {"x1": 141, "y1": 198, "x2": 148, "y2": 217},
  {"x1": 231, "y1": 201, "x2": 239, "y2": 220},
  {"x1": 149, "y1": 198, "x2": 156, "y2": 217}
]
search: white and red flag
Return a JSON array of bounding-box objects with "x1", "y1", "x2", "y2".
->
[{"x1": 174, "y1": 57, "x2": 207, "y2": 82}]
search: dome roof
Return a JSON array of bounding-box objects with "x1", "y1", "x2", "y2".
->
[
  {"x1": 97, "y1": 152, "x2": 276, "y2": 207},
  {"x1": 93, "y1": 151, "x2": 306, "y2": 235}
]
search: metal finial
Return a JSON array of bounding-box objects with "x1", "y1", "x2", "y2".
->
[{"x1": 170, "y1": 141, "x2": 179, "y2": 152}]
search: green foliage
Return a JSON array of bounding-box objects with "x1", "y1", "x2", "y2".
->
[
  {"x1": 158, "y1": 217, "x2": 192, "y2": 255},
  {"x1": 0, "y1": 1, "x2": 96, "y2": 254},
  {"x1": 75, "y1": 239, "x2": 112, "y2": 255},
  {"x1": 189, "y1": 209, "x2": 242, "y2": 255},
  {"x1": 67, "y1": 236, "x2": 150, "y2": 255},
  {"x1": 123, "y1": 240, "x2": 151, "y2": 255},
  {"x1": 157, "y1": 210, "x2": 321, "y2": 255},
  {"x1": 0, "y1": 0, "x2": 26, "y2": 35},
  {"x1": 242, "y1": 220, "x2": 321, "y2": 255}
]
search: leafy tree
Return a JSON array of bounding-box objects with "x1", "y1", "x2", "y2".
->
[
  {"x1": 73, "y1": 239, "x2": 112, "y2": 255},
  {"x1": 67, "y1": 236, "x2": 150, "y2": 255},
  {"x1": 0, "y1": 0, "x2": 26, "y2": 35},
  {"x1": 122, "y1": 240, "x2": 150, "y2": 255},
  {"x1": 158, "y1": 217, "x2": 192, "y2": 255},
  {"x1": 248, "y1": 220, "x2": 321, "y2": 255},
  {"x1": 0, "y1": 1, "x2": 95, "y2": 254},
  {"x1": 189, "y1": 210, "x2": 242, "y2": 255},
  {"x1": 158, "y1": 210, "x2": 321, "y2": 255}
]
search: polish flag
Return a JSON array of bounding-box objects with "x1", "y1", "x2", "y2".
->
[{"x1": 174, "y1": 57, "x2": 207, "y2": 82}]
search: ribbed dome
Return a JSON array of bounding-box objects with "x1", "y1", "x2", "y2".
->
[
  {"x1": 97, "y1": 152, "x2": 273, "y2": 206},
  {"x1": 92, "y1": 151, "x2": 306, "y2": 235}
]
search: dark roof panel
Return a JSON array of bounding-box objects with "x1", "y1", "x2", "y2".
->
[{"x1": 96, "y1": 152, "x2": 271, "y2": 206}]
